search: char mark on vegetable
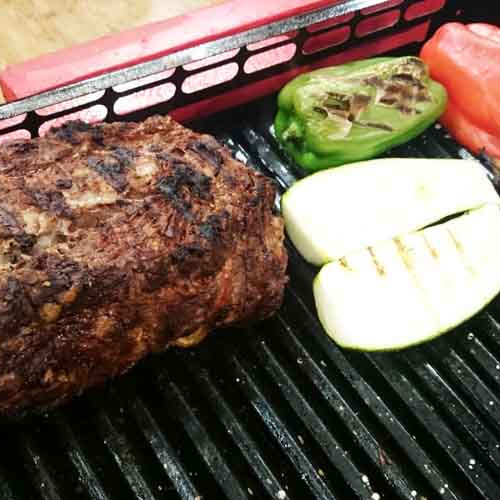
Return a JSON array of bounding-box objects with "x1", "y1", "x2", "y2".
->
[{"x1": 368, "y1": 247, "x2": 386, "y2": 276}]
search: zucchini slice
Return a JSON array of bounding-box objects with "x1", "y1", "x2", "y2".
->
[
  {"x1": 313, "y1": 205, "x2": 500, "y2": 351},
  {"x1": 282, "y1": 158, "x2": 499, "y2": 266}
]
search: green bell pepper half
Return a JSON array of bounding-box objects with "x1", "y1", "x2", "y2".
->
[{"x1": 274, "y1": 56, "x2": 448, "y2": 172}]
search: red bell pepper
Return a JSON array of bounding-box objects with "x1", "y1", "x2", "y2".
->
[
  {"x1": 440, "y1": 100, "x2": 500, "y2": 159},
  {"x1": 420, "y1": 22, "x2": 500, "y2": 160}
]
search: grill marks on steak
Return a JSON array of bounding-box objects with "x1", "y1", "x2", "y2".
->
[
  {"x1": 0, "y1": 206, "x2": 37, "y2": 253},
  {"x1": 87, "y1": 155, "x2": 130, "y2": 193},
  {"x1": 0, "y1": 278, "x2": 34, "y2": 336},
  {"x1": 29, "y1": 189, "x2": 73, "y2": 218},
  {"x1": 0, "y1": 115, "x2": 287, "y2": 415},
  {"x1": 157, "y1": 161, "x2": 213, "y2": 217},
  {"x1": 53, "y1": 120, "x2": 104, "y2": 145},
  {"x1": 87, "y1": 145, "x2": 138, "y2": 193},
  {"x1": 187, "y1": 137, "x2": 224, "y2": 175}
]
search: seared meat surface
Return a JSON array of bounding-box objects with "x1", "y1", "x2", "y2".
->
[{"x1": 0, "y1": 116, "x2": 287, "y2": 415}]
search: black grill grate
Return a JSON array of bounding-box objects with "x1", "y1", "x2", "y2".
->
[
  {"x1": 1, "y1": 94, "x2": 500, "y2": 500},
  {"x1": 1, "y1": 1, "x2": 500, "y2": 497}
]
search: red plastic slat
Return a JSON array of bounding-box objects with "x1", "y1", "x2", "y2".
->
[
  {"x1": 0, "y1": 115, "x2": 26, "y2": 131},
  {"x1": 35, "y1": 91, "x2": 105, "y2": 117},
  {"x1": 405, "y1": 0, "x2": 446, "y2": 21},
  {"x1": 0, "y1": 130, "x2": 31, "y2": 144},
  {"x1": 306, "y1": 13, "x2": 355, "y2": 33},
  {"x1": 183, "y1": 49, "x2": 240, "y2": 71},
  {"x1": 247, "y1": 32, "x2": 298, "y2": 51},
  {"x1": 244, "y1": 44, "x2": 297, "y2": 73},
  {"x1": 113, "y1": 69, "x2": 175, "y2": 93},
  {"x1": 361, "y1": 0, "x2": 404, "y2": 15},
  {"x1": 182, "y1": 63, "x2": 239, "y2": 94},
  {"x1": 0, "y1": 0, "x2": 344, "y2": 101},
  {"x1": 355, "y1": 9, "x2": 401, "y2": 37},
  {"x1": 303, "y1": 26, "x2": 351, "y2": 55},
  {"x1": 170, "y1": 21, "x2": 431, "y2": 123},
  {"x1": 114, "y1": 83, "x2": 176, "y2": 116}
]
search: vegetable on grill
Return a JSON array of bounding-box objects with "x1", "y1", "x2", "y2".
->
[
  {"x1": 282, "y1": 158, "x2": 499, "y2": 266},
  {"x1": 282, "y1": 157, "x2": 500, "y2": 351},
  {"x1": 420, "y1": 23, "x2": 500, "y2": 163},
  {"x1": 274, "y1": 56, "x2": 447, "y2": 172},
  {"x1": 314, "y1": 204, "x2": 500, "y2": 351}
]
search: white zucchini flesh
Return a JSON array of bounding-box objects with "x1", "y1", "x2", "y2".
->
[
  {"x1": 282, "y1": 158, "x2": 500, "y2": 266},
  {"x1": 313, "y1": 204, "x2": 500, "y2": 351}
]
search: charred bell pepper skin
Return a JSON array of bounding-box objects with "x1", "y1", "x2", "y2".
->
[{"x1": 274, "y1": 57, "x2": 447, "y2": 172}]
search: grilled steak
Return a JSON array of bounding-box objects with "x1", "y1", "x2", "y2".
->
[{"x1": 0, "y1": 116, "x2": 287, "y2": 416}]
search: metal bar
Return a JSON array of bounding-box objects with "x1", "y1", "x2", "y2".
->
[{"x1": 0, "y1": 0, "x2": 386, "y2": 120}]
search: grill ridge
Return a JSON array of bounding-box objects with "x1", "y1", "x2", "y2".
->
[
  {"x1": 0, "y1": 116, "x2": 497, "y2": 500},
  {"x1": 3, "y1": 8, "x2": 500, "y2": 492}
]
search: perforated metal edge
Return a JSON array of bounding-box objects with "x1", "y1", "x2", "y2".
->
[{"x1": 0, "y1": 0, "x2": 387, "y2": 120}]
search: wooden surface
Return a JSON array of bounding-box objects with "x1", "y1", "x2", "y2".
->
[{"x1": 0, "y1": 0, "x2": 222, "y2": 103}]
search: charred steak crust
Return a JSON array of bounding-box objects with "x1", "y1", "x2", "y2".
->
[{"x1": 0, "y1": 116, "x2": 288, "y2": 415}]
